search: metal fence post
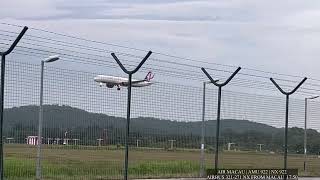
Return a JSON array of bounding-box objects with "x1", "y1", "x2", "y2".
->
[
  {"x1": 0, "y1": 26, "x2": 28, "y2": 180},
  {"x1": 200, "y1": 82, "x2": 206, "y2": 177},
  {"x1": 270, "y1": 77, "x2": 307, "y2": 180},
  {"x1": 111, "y1": 51, "x2": 152, "y2": 180},
  {"x1": 304, "y1": 98, "x2": 307, "y2": 173},
  {"x1": 201, "y1": 67, "x2": 241, "y2": 174},
  {"x1": 303, "y1": 95, "x2": 318, "y2": 174},
  {"x1": 36, "y1": 60, "x2": 45, "y2": 180},
  {"x1": 36, "y1": 56, "x2": 60, "y2": 180},
  {"x1": 284, "y1": 94, "x2": 289, "y2": 170}
]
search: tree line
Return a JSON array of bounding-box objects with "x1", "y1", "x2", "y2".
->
[{"x1": 3, "y1": 105, "x2": 320, "y2": 154}]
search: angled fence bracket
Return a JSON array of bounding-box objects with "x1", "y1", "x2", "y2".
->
[
  {"x1": 111, "y1": 51, "x2": 152, "y2": 180},
  {"x1": 0, "y1": 26, "x2": 28, "y2": 180},
  {"x1": 201, "y1": 67, "x2": 241, "y2": 174},
  {"x1": 270, "y1": 77, "x2": 307, "y2": 179}
]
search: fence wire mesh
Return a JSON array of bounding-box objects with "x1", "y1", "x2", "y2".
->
[
  {"x1": 1, "y1": 60, "x2": 320, "y2": 179},
  {"x1": 0, "y1": 23, "x2": 320, "y2": 179}
]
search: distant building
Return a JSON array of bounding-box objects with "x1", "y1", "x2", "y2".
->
[
  {"x1": 6, "y1": 137, "x2": 14, "y2": 144},
  {"x1": 46, "y1": 138, "x2": 53, "y2": 144},
  {"x1": 27, "y1": 136, "x2": 40, "y2": 145},
  {"x1": 54, "y1": 138, "x2": 62, "y2": 144},
  {"x1": 63, "y1": 138, "x2": 70, "y2": 145}
]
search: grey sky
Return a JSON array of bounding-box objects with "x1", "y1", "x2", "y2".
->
[
  {"x1": 1, "y1": 1, "x2": 320, "y2": 131},
  {"x1": 1, "y1": 0, "x2": 320, "y2": 80}
]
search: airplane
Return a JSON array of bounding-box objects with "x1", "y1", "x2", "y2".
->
[{"x1": 94, "y1": 71, "x2": 154, "y2": 90}]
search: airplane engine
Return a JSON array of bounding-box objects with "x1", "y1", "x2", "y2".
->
[{"x1": 106, "y1": 84, "x2": 114, "y2": 88}]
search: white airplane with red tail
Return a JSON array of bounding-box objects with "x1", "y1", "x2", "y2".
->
[{"x1": 94, "y1": 71, "x2": 154, "y2": 90}]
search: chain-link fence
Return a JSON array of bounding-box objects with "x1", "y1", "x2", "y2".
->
[
  {"x1": 2, "y1": 61, "x2": 320, "y2": 179},
  {"x1": 0, "y1": 23, "x2": 320, "y2": 179}
]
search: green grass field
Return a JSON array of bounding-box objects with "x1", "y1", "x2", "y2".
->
[{"x1": 4, "y1": 144, "x2": 320, "y2": 179}]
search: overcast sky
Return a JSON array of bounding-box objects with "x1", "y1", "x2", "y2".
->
[
  {"x1": 1, "y1": 0, "x2": 320, "y2": 80},
  {"x1": 1, "y1": 1, "x2": 320, "y2": 131}
]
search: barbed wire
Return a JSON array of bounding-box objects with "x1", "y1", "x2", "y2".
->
[
  {"x1": 1, "y1": 22, "x2": 319, "y2": 86},
  {"x1": 2, "y1": 22, "x2": 318, "y2": 83}
]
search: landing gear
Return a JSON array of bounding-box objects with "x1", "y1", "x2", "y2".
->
[{"x1": 117, "y1": 85, "x2": 120, "y2": 91}]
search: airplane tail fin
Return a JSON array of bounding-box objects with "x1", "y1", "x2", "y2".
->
[{"x1": 144, "y1": 71, "x2": 154, "y2": 82}]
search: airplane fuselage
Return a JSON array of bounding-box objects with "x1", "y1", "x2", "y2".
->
[{"x1": 94, "y1": 75, "x2": 153, "y2": 88}]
